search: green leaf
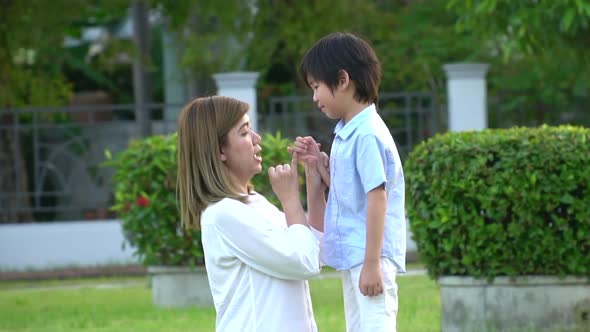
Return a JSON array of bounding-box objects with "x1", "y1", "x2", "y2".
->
[
  {"x1": 561, "y1": 8, "x2": 576, "y2": 31},
  {"x1": 560, "y1": 194, "x2": 574, "y2": 204}
]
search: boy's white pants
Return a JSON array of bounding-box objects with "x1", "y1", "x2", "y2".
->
[{"x1": 341, "y1": 257, "x2": 399, "y2": 332}]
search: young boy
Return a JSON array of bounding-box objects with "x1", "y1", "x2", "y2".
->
[{"x1": 293, "y1": 32, "x2": 406, "y2": 332}]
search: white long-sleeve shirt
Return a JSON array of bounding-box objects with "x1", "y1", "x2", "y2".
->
[{"x1": 200, "y1": 193, "x2": 322, "y2": 332}]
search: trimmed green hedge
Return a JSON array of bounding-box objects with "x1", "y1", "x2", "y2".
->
[{"x1": 405, "y1": 125, "x2": 590, "y2": 280}]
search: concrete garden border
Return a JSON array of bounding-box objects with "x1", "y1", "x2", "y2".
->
[
  {"x1": 148, "y1": 266, "x2": 213, "y2": 308},
  {"x1": 439, "y1": 276, "x2": 590, "y2": 332}
]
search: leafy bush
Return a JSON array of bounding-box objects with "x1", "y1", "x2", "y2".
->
[
  {"x1": 405, "y1": 125, "x2": 590, "y2": 280},
  {"x1": 103, "y1": 131, "x2": 297, "y2": 266},
  {"x1": 103, "y1": 133, "x2": 202, "y2": 267}
]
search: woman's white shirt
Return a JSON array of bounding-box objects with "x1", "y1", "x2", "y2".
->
[{"x1": 201, "y1": 193, "x2": 322, "y2": 332}]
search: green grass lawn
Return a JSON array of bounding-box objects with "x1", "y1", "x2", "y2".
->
[
  {"x1": 0, "y1": 276, "x2": 146, "y2": 291},
  {"x1": 0, "y1": 274, "x2": 439, "y2": 332}
]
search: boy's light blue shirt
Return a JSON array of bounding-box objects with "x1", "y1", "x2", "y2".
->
[{"x1": 324, "y1": 104, "x2": 406, "y2": 272}]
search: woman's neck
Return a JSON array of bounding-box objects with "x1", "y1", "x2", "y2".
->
[{"x1": 228, "y1": 173, "x2": 249, "y2": 195}]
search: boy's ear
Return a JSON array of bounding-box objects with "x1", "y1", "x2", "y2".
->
[{"x1": 337, "y1": 70, "x2": 351, "y2": 90}]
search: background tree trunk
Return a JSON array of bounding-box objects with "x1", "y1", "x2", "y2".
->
[{"x1": 0, "y1": 113, "x2": 33, "y2": 223}]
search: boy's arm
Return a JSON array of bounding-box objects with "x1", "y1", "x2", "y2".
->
[
  {"x1": 317, "y1": 151, "x2": 330, "y2": 187},
  {"x1": 305, "y1": 159, "x2": 327, "y2": 232},
  {"x1": 359, "y1": 184, "x2": 386, "y2": 296}
]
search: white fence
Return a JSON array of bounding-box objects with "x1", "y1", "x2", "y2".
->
[
  {"x1": 0, "y1": 220, "x2": 417, "y2": 271},
  {"x1": 0, "y1": 220, "x2": 139, "y2": 271}
]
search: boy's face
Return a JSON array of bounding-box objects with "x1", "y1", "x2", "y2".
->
[{"x1": 308, "y1": 77, "x2": 344, "y2": 120}]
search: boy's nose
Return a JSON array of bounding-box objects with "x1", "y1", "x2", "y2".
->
[{"x1": 312, "y1": 92, "x2": 318, "y2": 103}]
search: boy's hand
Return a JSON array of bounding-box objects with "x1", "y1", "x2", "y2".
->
[
  {"x1": 289, "y1": 136, "x2": 321, "y2": 162},
  {"x1": 359, "y1": 260, "x2": 383, "y2": 297},
  {"x1": 288, "y1": 136, "x2": 330, "y2": 187}
]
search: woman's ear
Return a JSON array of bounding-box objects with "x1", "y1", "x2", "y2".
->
[{"x1": 220, "y1": 146, "x2": 227, "y2": 162}]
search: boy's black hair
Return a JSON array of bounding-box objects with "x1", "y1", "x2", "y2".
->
[{"x1": 299, "y1": 32, "x2": 381, "y2": 104}]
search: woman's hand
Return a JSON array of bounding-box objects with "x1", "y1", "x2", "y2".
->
[{"x1": 268, "y1": 152, "x2": 300, "y2": 206}]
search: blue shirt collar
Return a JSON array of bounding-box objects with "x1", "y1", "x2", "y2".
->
[{"x1": 334, "y1": 104, "x2": 376, "y2": 140}]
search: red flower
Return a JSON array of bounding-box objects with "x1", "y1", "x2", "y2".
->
[{"x1": 136, "y1": 195, "x2": 149, "y2": 208}]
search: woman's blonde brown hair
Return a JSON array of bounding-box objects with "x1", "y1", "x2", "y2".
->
[{"x1": 177, "y1": 96, "x2": 250, "y2": 230}]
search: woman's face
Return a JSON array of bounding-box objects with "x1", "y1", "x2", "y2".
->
[{"x1": 220, "y1": 114, "x2": 262, "y2": 193}]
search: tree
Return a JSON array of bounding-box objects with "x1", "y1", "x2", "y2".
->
[
  {"x1": 447, "y1": 0, "x2": 590, "y2": 126},
  {"x1": 447, "y1": 0, "x2": 590, "y2": 59},
  {"x1": 155, "y1": 0, "x2": 256, "y2": 79},
  {"x1": 147, "y1": 0, "x2": 494, "y2": 138},
  {"x1": 0, "y1": 0, "x2": 129, "y2": 222},
  {"x1": 1, "y1": 1, "x2": 81, "y2": 221}
]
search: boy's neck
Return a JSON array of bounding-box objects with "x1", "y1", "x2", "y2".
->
[{"x1": 342, "y1": 100, "x2": 372, "y2": 124}]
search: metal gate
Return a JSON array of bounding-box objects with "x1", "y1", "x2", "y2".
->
[{"x1": 0, "y1": 104, "x2": 177, "y2": 222}]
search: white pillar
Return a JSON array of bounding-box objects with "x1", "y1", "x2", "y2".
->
[
  {"x1": 162, "y1": 26, "x2": 187, "y2": 122},
  {"x1": 213, "y1": 72, "x2": 260, "y2": 132},
  {"x1": 443, "y1": 63, "x2": 490, "y2": 132}
]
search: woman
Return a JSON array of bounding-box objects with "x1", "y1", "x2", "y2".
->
[{"x1": 177, "y1": 96, "x2": 327, "y2": 332}]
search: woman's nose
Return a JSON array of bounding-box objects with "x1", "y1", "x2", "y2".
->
[{"x1": 251, "y1": 129, "x2": 261, "y2": 144}]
